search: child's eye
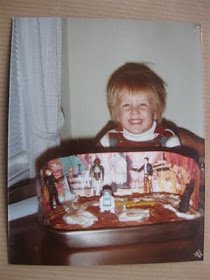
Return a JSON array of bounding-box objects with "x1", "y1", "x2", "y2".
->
[
  {"x1": 140, "y1": 103, "x2": 147, "y2": 107},
  {"x1": 122, "y1": 104, "x2": 130, "y2": 108}
]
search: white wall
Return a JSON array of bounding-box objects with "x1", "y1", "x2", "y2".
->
[{"x1": 61, "y1": 18, "x2": 204, "y2": 140}]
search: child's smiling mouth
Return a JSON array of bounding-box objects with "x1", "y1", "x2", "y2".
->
[{"x1": 129, "y1": 119, "x2": 143, "y2": 125}]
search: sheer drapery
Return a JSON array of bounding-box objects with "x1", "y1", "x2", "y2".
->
[{"x1": 9, "y1": 17, "x2": 64, "y2": 179}]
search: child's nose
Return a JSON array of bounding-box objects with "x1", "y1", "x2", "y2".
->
[{"x1": 130, "y1": 105, "x2": 141, "y2": 114}]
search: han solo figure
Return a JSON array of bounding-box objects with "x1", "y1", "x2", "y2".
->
[{"x1": 137, "y1": 157, "x2": 153, "y2": 193}]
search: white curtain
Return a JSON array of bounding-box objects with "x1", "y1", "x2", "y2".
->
[{"x1": 14, "y1": 17, "x2": 64, "y2": 177}]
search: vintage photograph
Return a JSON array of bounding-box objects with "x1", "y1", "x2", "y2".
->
[{"x1": 8, "y1": 17, "x2": 204, "y2": 265}]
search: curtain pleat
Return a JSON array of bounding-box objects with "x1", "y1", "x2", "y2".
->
[{"x1": 9, "y1": 17, "x2": 64, "y2": 179}]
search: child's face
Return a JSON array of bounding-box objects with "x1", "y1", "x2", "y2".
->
[{"x1": 116, "y1": 91, "x2": 157, "y2": 134}]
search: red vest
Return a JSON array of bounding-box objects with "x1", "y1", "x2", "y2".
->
[{"x1": 98, "y1": 125, "x2": 176, "y2": 148}]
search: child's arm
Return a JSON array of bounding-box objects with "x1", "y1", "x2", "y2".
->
[
  {"x1": 95, "y1": 121, "x2": 117, "y2": 147},
  {"x1": 97, "y1": 133, "x2": 110, "y2": 147},
  {"x1": 164, "y1": 129, "x2": 181, "y2": 148}
]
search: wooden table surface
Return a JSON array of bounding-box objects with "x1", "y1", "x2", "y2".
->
[{"x1": 8, "y1": 213, "x2": 204, "y2": 266}]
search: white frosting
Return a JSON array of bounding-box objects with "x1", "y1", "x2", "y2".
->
[
  {"x1": 164, "y1": 204, "x2": 201, "y2": 220},
  {"x1": 63, "y1": 210, "x2": 98, "y2": 227},
  {"x1": 119, "y1": 208, "x2": 150, "y2": 222}
]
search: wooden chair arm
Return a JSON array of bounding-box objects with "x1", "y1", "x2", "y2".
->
[{"x1": 178, "y1": 127, "x2": 205, "y2": 158}]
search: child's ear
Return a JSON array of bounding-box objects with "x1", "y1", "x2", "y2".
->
[
  {"x1": 114, "y1": 111, "x2": 120, "y2": 122},
  {"x1": 154, "y1": 112, "x2": 158, "y2": 121},
  {"x1": 116, "y1": 115, "x2": 120, "y2": 122}
]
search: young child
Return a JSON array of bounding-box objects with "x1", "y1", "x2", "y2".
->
[{"x1": 97, "y1": 62, "x2": 181, "y2": 148}]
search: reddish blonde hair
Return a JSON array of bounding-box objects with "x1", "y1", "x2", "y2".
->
[{"x1": 107, "y1": 63, "x2": 166, "y2": 123}]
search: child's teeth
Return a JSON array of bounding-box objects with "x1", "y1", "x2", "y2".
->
[{"x1": 130, "y1": 119, "x2": 142, "y2": 124}]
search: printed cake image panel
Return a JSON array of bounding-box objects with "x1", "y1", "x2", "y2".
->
[{"x1": 37, "y1": 151, "x2": 203, "y2": 233}]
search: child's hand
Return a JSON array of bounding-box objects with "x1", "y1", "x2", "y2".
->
[{"x1": 132, "y1": 168, "x2": 138, "y2": 172}]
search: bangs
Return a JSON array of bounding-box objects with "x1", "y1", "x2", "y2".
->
[{"x1": 110, "y1": 72, "x2": 154, "y2": 94}]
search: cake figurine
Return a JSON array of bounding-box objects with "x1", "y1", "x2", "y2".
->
[
  {"x1": 44, "y1": 169, "x2": 61, "y2": 210},
  {"x1": 91, "y1": 157, "x2": 104, "y2": 196},
  {"x1": 179, "y1": 169, "x2": 196, "y2": 213},
  {"x1": 99, "y1": 185, "x2": 115, "y2": 213},
  {"x1": 179, "y1": 182, "x2": 195, "y2": 213},
  {"x1": 134, "y1": 157, "x2": 153, "y2": 193}
]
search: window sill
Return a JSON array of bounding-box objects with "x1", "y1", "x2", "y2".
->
[
  {"x1": 8, "y1": 196, "x2": 39, "y2": 221},
  {"x1": 8, "y1": 163, "x2": 30, "y2": 187}
]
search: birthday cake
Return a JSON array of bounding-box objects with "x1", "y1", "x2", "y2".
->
[{"x1": 37, "y1": 149, "x2": 203, "y2": 232}]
